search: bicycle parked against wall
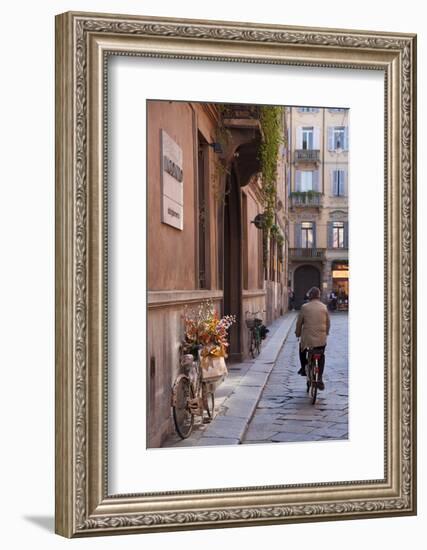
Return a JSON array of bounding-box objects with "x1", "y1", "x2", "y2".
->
[
  {"x1": 245, "y1": 310, "x2": 267, "y2": 358},
  {"x1": 305, "y1": 346, "x2": 324, "y2": 405},
  {"x1": 171, "y1": 344, "x2": 216, "y2": 439}
]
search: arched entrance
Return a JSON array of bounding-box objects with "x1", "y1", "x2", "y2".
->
[
  {"x1": 294, "y1": 265, "x2": 321, "y2": 309},
  {"x1": 223, "y1": 166, "x2": 242, "y2": 360}
]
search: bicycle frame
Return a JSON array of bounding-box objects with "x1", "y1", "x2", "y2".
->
[
  {"x1": 179, "y1": 350, "x2": 204, "y2": 413},
  {"x1": 245, "y1": 310, "x2": 265, "y2": 358}
]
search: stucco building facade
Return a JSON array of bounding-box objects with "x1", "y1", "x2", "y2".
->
[
  {"x1": 286, "y1": 106, "x2": 349, "y2": 308},
  {"x1": 147, "y1": 101, "x2": 289, "y2": 447}
]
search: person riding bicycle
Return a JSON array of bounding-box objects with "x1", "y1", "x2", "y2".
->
[{"x1": 295, "y1": 286, "x2": 330, "y2": 390}]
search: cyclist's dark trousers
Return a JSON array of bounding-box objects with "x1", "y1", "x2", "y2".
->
[{"x1": 299, "y1": 346, "x2": 326, "y2": 377}]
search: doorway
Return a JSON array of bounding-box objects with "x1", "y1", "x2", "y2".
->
[
  {"x1": 294, "y1": 265, "x2": 321, "y2": 308},
  {"x1": 223, "y1": 167, "x2": 242, "y2": 360}
]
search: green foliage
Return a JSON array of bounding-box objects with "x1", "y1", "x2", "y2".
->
[
  {"x1": 270, "y1": 224, "x2": 285, "y2": 249},
  {"x1": 262, "y1": 229, "x2": 269, "y2": 268},
  {"x1": 276, "y1": 233, "x2": 285, "y2": 248},
  {"x1": 259, "y1": 106, "x2": 284, "y2": 232}
]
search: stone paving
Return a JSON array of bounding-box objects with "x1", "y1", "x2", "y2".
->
[{"x1": 242, "y1": 312, "x2": 349, "y2": 444}]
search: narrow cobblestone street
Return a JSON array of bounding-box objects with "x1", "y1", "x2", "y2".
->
[
  {"x1": 242, "y1": 312, "x2": 348, "y2": 444},
  {"x1": 162, "y1": 311, "x2": 348, "y2": 447}
]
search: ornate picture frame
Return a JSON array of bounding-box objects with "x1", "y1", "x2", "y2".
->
[{"x1": 55, "y1": 11, "x2": 417, "y2": 537}]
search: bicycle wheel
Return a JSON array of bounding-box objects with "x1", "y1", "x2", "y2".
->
[
  {"x1": 255, "y1": 332, "x2": 261, "y2": 356},
  {"x1": 249, "y1": 331, "x2": 256, "y2": 358},
  {"x1": 172, "y1": 375, "x2": 195, "y2": 439},
  {"x1": 310, "y1": 363, "x2": 318, "y2": 405},
  {"x1": 311, "y1": 381, "x2": 317, "y2": 404}
]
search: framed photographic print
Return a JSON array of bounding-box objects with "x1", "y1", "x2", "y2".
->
[{"x1": 55, "y1": 11, "x2": 417, "y2": 537}]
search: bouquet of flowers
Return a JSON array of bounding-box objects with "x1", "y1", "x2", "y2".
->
[{"x1": 182, "y1": 300, "x2": 236, "y2": 361}]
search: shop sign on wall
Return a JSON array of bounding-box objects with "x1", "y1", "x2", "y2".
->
[{"x1": 161, "y1": 130, "x2": 183, "y2": 230}]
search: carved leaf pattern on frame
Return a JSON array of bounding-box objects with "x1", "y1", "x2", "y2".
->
[{"x1": 71, "y1": 16, "x2": 414, "y2": 531}]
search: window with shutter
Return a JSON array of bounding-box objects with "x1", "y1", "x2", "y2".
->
[
  {"x1": 314, "y1": 127, "x2": 320, "y2": 149},
  {"x1": 301, "y1": 222, "x2": 314, "y2": 248},
  {"x1": 342, "y1": 171, "x2": 347, "y2": 196},
  {"x1": 301, "y1": 127, "x2": 314, "y2": 149},
  {"x1": 332, "y1": 170, "x2": 346, "y2": 196},
  {"x1": 328, "y1": 127, "x2": 334, "y2": 151},
  {"x1": 296, "y1": 127, "x2": 303, "y2": 149},
  {"x1": 300, "y1": 171, "x2": 313, "y2": 192},
  {"x1": 332, "y1": 127, "x2": 345, "y2": 150},
  {"x1": 344, "y1": 127, "x2": 349, "y2": 150},
  {"x1": 344, "y1": 221, "x2": 349, "y2": 248},
  {"x1": 295, "y1": 170, "x2": 302, "y2": 192},
  {"x1": 312, "y1": 170, "x2": 319, "y2": 192},
  {"x1": 295, "y1": 223, "x2": 302, "y2": 247},
  {"x1": 332, "y1": 170, "x2": 339, "y2": 196},
  {"x1": 332, "y1": 222, "x2": 345, "y2": 248}
]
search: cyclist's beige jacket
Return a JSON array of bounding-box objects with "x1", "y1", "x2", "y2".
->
[{"x1": 295, "y1": 299, "x2": 330, "y2": 350}]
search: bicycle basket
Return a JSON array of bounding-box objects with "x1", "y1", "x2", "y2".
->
[
  {"x1": 200, "y1": 354, "x2": 228, "y2": 382},
  {"x1": 246, "y1": 317, "x2": 263, "y2": 329}
]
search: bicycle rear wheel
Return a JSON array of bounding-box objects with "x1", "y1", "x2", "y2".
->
[
  {"x1": 255, "y1": 332, "x2": 261, "y2": 356},
  {"x1": 310, "y1": 362, "x2": 318, "y2": 404},
  {"x1": 172, "y1": 375, "x2": 195, "y2": 439},
  {"x1": 311, "y1": 380, "x2": 317, "y2": 404},
  {"x1": 249, "y1": 331, "x2": 256, "y2": 358}
]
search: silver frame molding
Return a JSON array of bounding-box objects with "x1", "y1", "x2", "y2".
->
[{"x1": 55, "y1": 11, "x2": 417, "y2": 538}]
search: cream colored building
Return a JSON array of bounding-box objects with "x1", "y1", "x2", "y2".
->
[{"x1": 286, "y1": 106, "x2": 349, "y2": 308}]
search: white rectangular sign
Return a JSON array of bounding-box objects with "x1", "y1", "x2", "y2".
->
[{"x1": 161, "y1": 129, "x2": 183, "y2": 230}]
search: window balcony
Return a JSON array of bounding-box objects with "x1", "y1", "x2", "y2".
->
[
  {"x1": 289, "y1": 247, "x2": 326, "y2": 260},
  {"x1": 294, "y1": 149, "x2": 320, "y2": 163},
  {"x1": 290, "y1": 191, "x2": 323, "y2": 208},
  {"x1": 221, "y1": 104, "x2": 261, "y2": 130}
]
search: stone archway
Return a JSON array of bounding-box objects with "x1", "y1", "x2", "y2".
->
[{"x1": 294, "y1": 265, "x2": 321, "y2": 309}]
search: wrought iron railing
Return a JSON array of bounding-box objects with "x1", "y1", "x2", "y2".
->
[
  {"x1": 289, "y1": 247, "x2": 326, "y2": 259},
  {"x1": 294, "y1": 149, "x2": 320, "y2": 162},
  {"x1": 290, "y1": 193, "x2": 323, "y2": 207}
]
